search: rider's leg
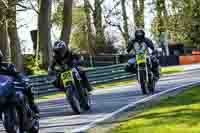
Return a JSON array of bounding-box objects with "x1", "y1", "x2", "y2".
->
[
  {"x1": 16, "y1": 73, "x2": 40, "y2": 114},
  {"x1": 77, "y1": 67, "x2": 93, "y2": 92},
  {"x1": 151, "y1": 56, "x2": 160, "y2": 80},
  {"x1": 24, "y1": 86, "x2": 40, "y2": 114}
]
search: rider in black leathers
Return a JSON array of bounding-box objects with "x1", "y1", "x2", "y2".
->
[
  {"x1": 125, "y1": 29, "x2": 160, "y2": 80},
  {"x1": 48, "y1": 40, "x2": 93, "y2": 92},
  {"x1": 0, "y1": 50, "x2": 39, "y2": 114}
]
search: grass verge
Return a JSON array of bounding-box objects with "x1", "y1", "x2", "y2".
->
[
  {"x1": 161, "y1": 66, "x2": 184, "y2": 74},
  {"x1": 111, "y1": 85, "x2": 200, "y2": 133}
]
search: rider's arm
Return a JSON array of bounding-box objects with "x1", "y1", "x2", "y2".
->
[
  {"x1": 0, "y1": 63, "x2": 17, "y2": 73},
  {"x1": 127, "y1": 40, "x2": 134, "y2": 53},
  {"x1": 48, "y1": 57, "x2": 56, "y2": 73},
  {"x1": 144, "y1": 38, "x2": 155, "y2": 51},
  {"x1": 72, "y1": 52, "x2": 83, "y2": 66}
]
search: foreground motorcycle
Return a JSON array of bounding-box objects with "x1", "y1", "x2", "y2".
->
[
  {"x1": 0, "y1": 73, "x2": 39, "y2": 133},
  {"x1": 130, "y1": 43, "x2": 157, "y2": 94},
  {"x1": 49, "y1": 66, "x2": 91, "y2": 114}
]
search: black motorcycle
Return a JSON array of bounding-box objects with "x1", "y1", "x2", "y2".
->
[
  {"x1": 0, "y1": 73, "x2": 39, "y2": 133},
  {"x1": 49, "y1": 66, "x2": 91, "y2": 114},
  {"x1": 131, "y1": 42, "x2": 157, "y2": 94}
]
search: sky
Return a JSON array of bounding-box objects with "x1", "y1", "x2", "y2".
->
[{"x1": 16, "y1": 0, "x2": 155, "y2": 54}]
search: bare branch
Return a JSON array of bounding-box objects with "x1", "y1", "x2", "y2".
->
[
  {"x1": 100, "y1": 0, "x2": 105, "y2": 5},
  {"x1": 104, "y1": 0, "x2": 121, "y2": 19},
  {"x1": 29, "y1": 0, "x2": 39, "y2": 14},
  {"x1": 104, "y1": 14, "x2": 125, "y2": 38},
  {"x1": 16, "y1": 3, "x2": 30, "y2": 9},
  {"x1": 17, "y1": 23, "x2": 28, "y2": 29},
  {"x1": 17, "y1": 8, "x2": 32, "y2": 12},
  {"x1": 85, "y1": 0, "x2": 94, "y2": 12}
]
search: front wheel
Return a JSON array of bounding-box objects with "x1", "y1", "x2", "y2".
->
[
  {"x1": 79, "y1": 86, "x2": 91, "y2": 111},
  {"x1": 148, "y1": 77, "x2": 156, "y2": 94},
  {"x1": 66, "y1": 85, "x2": 82, "y2": 114},
  {"x1": 138, "y1": 69, "x2": 148, "y2": 95},
  {"x1": 2, "y1": 107, "x2": 22, "y2": 133}
]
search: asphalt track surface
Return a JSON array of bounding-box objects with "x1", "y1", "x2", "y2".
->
[{"x1": 0, "y1": 70, "x2": 200, "y2": 133}]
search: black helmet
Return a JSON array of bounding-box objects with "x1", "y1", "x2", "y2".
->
[
  {"x1": 135, "y1": 29, "x2": 145, "y2": 41},
  {"x1": 0, "y1": 50, "x2": 3, "y2": 63},
  {"x1": 53, "y1": 40, "x2": 67, "y2": 58}
]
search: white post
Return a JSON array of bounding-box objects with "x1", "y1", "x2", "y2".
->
[{"x1": 89, "y1": 55, "x2": 93, "y2": 67}]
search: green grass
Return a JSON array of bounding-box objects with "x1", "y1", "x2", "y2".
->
[
  {"x1": 161, "y1": 66, "x2": 184, "y2": 74},
  {"x1": 111, "y1": 85, "x2": 200, "y2": 133}
]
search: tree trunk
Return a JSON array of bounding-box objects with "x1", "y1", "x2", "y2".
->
[
  {"x1": 121, "y1": 0, "x2": 129, "y2": 46},
  {"x1": 60, "y1": 0, "x2": 73, "y2": 46},
  {"x1": 84, "y1": 0, "x2": 96, "y2": 55},
  {"x1": 93, "y1": 0, "x2": 106, "y2": 53},
  {"x1": 0, "y1": 2, "x2": 11, "y2": 63},
  {"x1": 7, "y1": 0, "x2": 23, "y2": 71},
  {"x1": 38, "y1": 0, "x2": 52, "y2": 68},
  {"x1": 133, "y1": 0, "x2": 144, "y2": 28}
]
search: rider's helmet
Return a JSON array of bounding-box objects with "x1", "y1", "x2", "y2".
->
[
  {"x1": 0, "y1": 50, "x2": 3, "y2": 63},
  {"x1": 53, "y1": 40, "x2": 68, "y2": 58},
  {"x1": 135, "y1": 29, "x2": 145, "y2": 42}
]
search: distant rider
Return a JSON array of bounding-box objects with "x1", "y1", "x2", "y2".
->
[{"x1": 125, "y1": 29, "x2": 160, "y2": 80}]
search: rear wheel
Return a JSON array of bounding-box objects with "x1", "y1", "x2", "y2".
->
[
  {"x1": 149, "y1": 79, "x2": 155, "y2": 93},
  {"x1": 79, "y1": 85, "x2": 91, "y2": 111},
  {"x1": 2, "y1": 107, "x2": 22, "y2": 133},
  {"x1": 148, "y1": 73, "x2": 155, "y2": 94},
  {"x1": 29, "y1": 120, "x2": 39, "y2": 133},
  {"x1": 140, "y1": 81, "x2": 147, "y2": 94}
]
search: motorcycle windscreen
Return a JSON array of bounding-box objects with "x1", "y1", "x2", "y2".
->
[{"x1": 0, "y1": 75, "x2": 14, "y2": 97}]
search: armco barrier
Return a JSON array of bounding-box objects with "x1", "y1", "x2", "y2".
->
[{"x1": 29, "y1": 64, "x2": 136, "y2": 96}]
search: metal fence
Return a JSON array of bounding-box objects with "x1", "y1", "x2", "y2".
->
[
  {"x1": 82, "y1": 55, "x2": 179, "y2": 67},
  {"x1": 29, "y1": 55, "x2": 180, "y2": 96},
  {"x1": 29, "y1": 64, "x2": 136, "y2": 96}
]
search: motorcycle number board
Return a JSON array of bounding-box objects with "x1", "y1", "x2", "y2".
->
[
  {"x1": 136, "y1": 52, "x2": 147, "y2": 64},
  {"x1": 61, "y1": 71, "x2": 73, "y2": 86}
]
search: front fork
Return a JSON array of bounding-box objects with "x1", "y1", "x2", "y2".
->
[{"x1": 137, "y1": 63, "x2": 149, "y2": 84}]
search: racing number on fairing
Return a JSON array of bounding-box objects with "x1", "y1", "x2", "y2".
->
[
  {"x1": 136, "y1": 53, "x2": 147, "y2": 64},
  {"x1": 61, "y1": 71, "x2": 73, "y2": 87}
]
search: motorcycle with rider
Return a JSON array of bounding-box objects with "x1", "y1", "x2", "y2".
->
[
  {"x1": 125, "y1": 29, "x2": 160, "y2": 94},
  {"x1": 48, "y1": 40, "x2": 93, "y2": 114},
  {"x1": 0, "y1": 50, "x2": 39, "y2": 133}
]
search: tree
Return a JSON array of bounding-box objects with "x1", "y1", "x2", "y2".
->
[
  {"x1": 133, "y1": 0, "x2": 144, "y2": 28},
  {"x1": 37, "y1": 0, "x2": 52, "y2": 68},
  {"x1": 93, "y1": 0, "x2": 106, "y2": 52},
  {"x1": 60, "y1": 0, "x2": 73, "y2": 46},
  {"x1": 84, "y1": 0, "x2": 96, "y2": 55},
  {"x1": 83, "y1": 0, "x2": 107, "y2": 53},
  {"x1": 0, "y1": 0, "x2": 11, "y2": 63},
  {"x1": 8, "y1": 0, "x2": 23, "y2": 71},
  {"x1": 121, "y1": 0, "x2": 129, "y2": 45},
  {"x1": 151, "y1": 0, "x2": 200, "y2": 48},
  {"x1": 70, "y1": 7, "x2": 89, "y2": 53},
  {"x1": 104, "y1": 0, "x2": 129, "y2": 46}
]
